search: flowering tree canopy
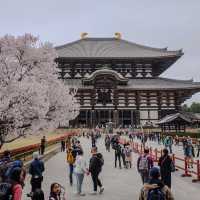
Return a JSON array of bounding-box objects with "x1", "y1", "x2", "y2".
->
[{"x1": 0, "y1": 34, "x2": 79, "y2": 147}]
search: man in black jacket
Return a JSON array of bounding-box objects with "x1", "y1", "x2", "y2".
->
[{"x1": 89, "y1": 147, "x2": 104, "y2": 195}]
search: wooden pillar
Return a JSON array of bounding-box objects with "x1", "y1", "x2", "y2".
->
[
  {"x1": 131, "y1": 110, "x2": 134, "y2": 126},
  {"x1": 135, "y1": 91, "x2": 140, "y2": 126},
  {"x1": 97, "y1": 110, "x2": 100, "y2": 125},
  {"x1": 90, "y1": 110, "x2": 94, "y2": 128},
  {"x1": 86, "y1": 110, "x2": 88, "y2": 127},
  {"x1": 113, "y1": 110, "x2": 118, "y2": 128},
  {"x1": 109, "y1": 110, "x2": 111, "y2": 122}
]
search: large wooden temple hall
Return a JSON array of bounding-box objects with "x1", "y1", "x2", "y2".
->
[{"x1": 55, "y1": 33, "x2": 200, "y2": 128}]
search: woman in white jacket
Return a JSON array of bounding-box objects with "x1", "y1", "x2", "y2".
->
[{"x1": 74, "y1": 150, "x2": 88, "y2": 196}]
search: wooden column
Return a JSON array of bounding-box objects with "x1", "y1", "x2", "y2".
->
[
  {"x1": 91, "y1": 110, "x2": 95, "y2": 128},
  {"x1": 135, "y1": 91, "x2": 140, "y2": 126},
  {"x1": 86, "y1": 110, "x2": 88, "y2": 127},
  {"x1": 131, "y1": 110, "x2": 134, "y2": 126},
  {"x1": 114, "y1": 110, "x2": 118, "y2": 128}
]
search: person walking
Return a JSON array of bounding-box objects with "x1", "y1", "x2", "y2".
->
[
  {"x1": 66, "y1": 147, "x2": 76, "y2": 186},
  {"x1": 89, "y1": 147, "x2": 104, "y2": 195},
  {"x1": 40, "y1": 136, "x2": 46, "y2": 155},
  {"x1": 114, "y1": 142, "x2": 122, "y2": 169},
  {"x1": 74, "y1": 151, "x2": 88, "y2": 196},
  {"x1": 121, "y1": 144, "x2": 127, "y2": 168},
  {"x1": 124, "y1": 144, "x2": 132, "y2": 168},
  {"x1": 137, "y1": 148, "x2": 153, "y2": 184},
  {"x1": 105, "y1": 135, "x2": 111, "y2": 152},
  {"x1": 139, "y1": 167, "x2": 174, "y2": 200},
  {"x1": 29, "y1": 152, "x2": 45, "y2": 195},
  {"x1": 158, "y1": 149, "x2": 175, "y2": 188},
  {"x1": 163, "y1": 136, "x2": 173, "y2": 154},
  {"x1": 61, "y1": 140, "x2": 66, "y2": 152}
]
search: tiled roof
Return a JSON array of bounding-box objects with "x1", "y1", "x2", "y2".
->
[
  {"x1": 64, "y1": 77, "x2": 200, "y2": 90},
  {"x1": 55, "y1": 38, "x2": 182, "y2": 58},
  {"x1": 157, "y1": 113, "x2": 192, "y2": 124}
]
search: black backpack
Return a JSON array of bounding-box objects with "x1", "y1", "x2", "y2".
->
[
  {"x1": 147, "y1": 188, "x2": 165, "y2": 200},
  {"x1": 96, "y1": 153, "x2": 104, "y2": 167},
  {"x1": 0, "y1": 182, "x2": 13, "y2": 200}
]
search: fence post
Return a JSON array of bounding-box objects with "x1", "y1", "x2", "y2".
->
[
  {"x1": 192, "y1": 160, "x2": 200, "y2": 182},
  {"x1": 172, "y1": 154, "x2": 178, "y2": 171},
  {"x1": 182, "y1": 157, "x2": 192, "y2": 177}
]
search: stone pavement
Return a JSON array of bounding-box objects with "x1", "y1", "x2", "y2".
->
[{"x1": 23, "y1": 136, "x2": 200, "y2": 200}]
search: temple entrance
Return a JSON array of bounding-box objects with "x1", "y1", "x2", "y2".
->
[{"x1": 94, "y1": 110, "x2": 113, "y2": 127}]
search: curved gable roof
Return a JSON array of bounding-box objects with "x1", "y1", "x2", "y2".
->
[{"x1": 55, "y1": 38, "x2": 183, "y2": 59}]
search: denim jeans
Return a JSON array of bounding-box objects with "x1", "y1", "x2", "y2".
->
[
  {"x1": 140, "y1": 171, "x2": 149, "y2": 184},
  {"x1": 76, "y1": 173, "x2": 84, "y2": 193},
  {"x1": 69, "y1": 164, "x2": 74, "y2": 185}
]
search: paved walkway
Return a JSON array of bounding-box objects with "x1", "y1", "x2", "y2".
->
[{"x1": 23, "y1": 136, "x2": 200, "y2": 200}]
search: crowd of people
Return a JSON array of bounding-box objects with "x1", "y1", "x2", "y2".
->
[{"x1": 1, "y1": 128, "x2": 199, "y2": 199}]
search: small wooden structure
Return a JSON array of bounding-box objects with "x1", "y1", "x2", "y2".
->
[{"x1": 157, "y1": 113, "x2": 192, "y2": 132}]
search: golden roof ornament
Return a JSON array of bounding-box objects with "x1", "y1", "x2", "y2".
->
[
  {"x1": 115, "y1": 32, "x2": 122, "y2": 39},
  {"x1": 81, "y1": 32, "x2": 88, "y2": 39}
]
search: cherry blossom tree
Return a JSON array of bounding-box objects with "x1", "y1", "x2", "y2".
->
[{"x1": 0, "y1": 34, "x2": 79, "y2": 148}]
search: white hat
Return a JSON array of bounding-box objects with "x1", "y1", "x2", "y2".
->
[{"x1": 33, "y1": 152, "x2": 39, "y2": 159}]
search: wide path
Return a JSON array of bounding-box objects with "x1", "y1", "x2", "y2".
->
[{"x1": 23, "y1": 136, "x2": 200, "y2": 200}]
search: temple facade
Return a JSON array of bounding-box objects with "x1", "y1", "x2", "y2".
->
[{"x1": 55, "y1": 35, "x2": 200, "y2": 128}]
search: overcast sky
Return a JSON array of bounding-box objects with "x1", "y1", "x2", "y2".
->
[{"x1": 0, "y1": 0, "x2": 199, "y2": 104}]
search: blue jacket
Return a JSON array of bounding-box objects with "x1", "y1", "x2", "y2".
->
[{"x1": 29, "y1": 159, "x2": 44, "y2": 177}]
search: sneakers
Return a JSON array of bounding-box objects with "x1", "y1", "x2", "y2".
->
[
  {"x1": 99, "y1": 187, "x2": 104, "y2": 194},
  {"x1": 79, "y1": 192, "x2": 86, "y2": 196},
  {"x1": 90, "y1": 191, "x2": 98, "y2": 195}
]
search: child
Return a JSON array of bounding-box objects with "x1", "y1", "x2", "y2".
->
[
  {"x1": 125, "y1": 144, "x2": 132, "y2": 168},
  {"x1": 49, "y1": 183, "x2": 66, "y2": 200}
]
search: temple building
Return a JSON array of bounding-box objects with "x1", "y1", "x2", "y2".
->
[{"x1": 55, "y1": 34, "x2": 200, "y2": 128}]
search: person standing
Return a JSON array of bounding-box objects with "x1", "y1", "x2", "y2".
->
[
  {"x1": 61, "y1": 140, "x2": 66, "y2": 152},
  {"x1": 158, "y1": 149, "x2": 174, "y2": 188},
  {"x1": 89, "y1": 147, "x2": 104, "y2": 195},
  {"x1": 29, "y1": 152, "x2": 45, "y2": 194},
  {"x1": 40, "y1": 136, "x2": 46, "y2": 155},
  {"x1": 105, "y1": 135, "x2": 111, "y2": 152},
  {"x1": 114, "y1": 142, "x2": 122, "y2": 169},
  {"x1": 74, "y1": 151, "x2": 88, "y2": 196},
  {"x1": 137, "y1": 148, "x2": 153, "y2": 184}
]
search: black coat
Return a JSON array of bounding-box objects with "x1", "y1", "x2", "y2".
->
[
  {"x1": 158, "y1": 155, "x2": 172, "y2": 188},
  {"x1": 89, "y1": 153, "x2": 104, "y2": 174}
]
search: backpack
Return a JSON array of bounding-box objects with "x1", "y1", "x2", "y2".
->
[
  {"x1": 96, "y1": 153, "x2": 104, "y2": 167},
  {"x1": 138, "y1": 155, "x2": 149, "y2": 171},
  {"x1": 0, "y1": 182, "x2": 13, "y2": 200},
  {"x1": 0, "y1": 160, "x2": 22, "y2": 182},
  {"x1": 125, "y1": 149, "x2": 131, "y2": 157},
  {"x1": 4, "y1": 160, "x2": 23, "y2": 180},
  {"x1": 147, "y1": 188, "x2": 165, "y2": 200},
  {"x1": 67, "y1": 152, "x2": 75, "y2": 164}
]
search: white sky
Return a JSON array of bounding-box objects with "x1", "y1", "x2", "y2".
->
[{"x1": 0, "y1": 0, "x2": 199, "y2": 104}]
